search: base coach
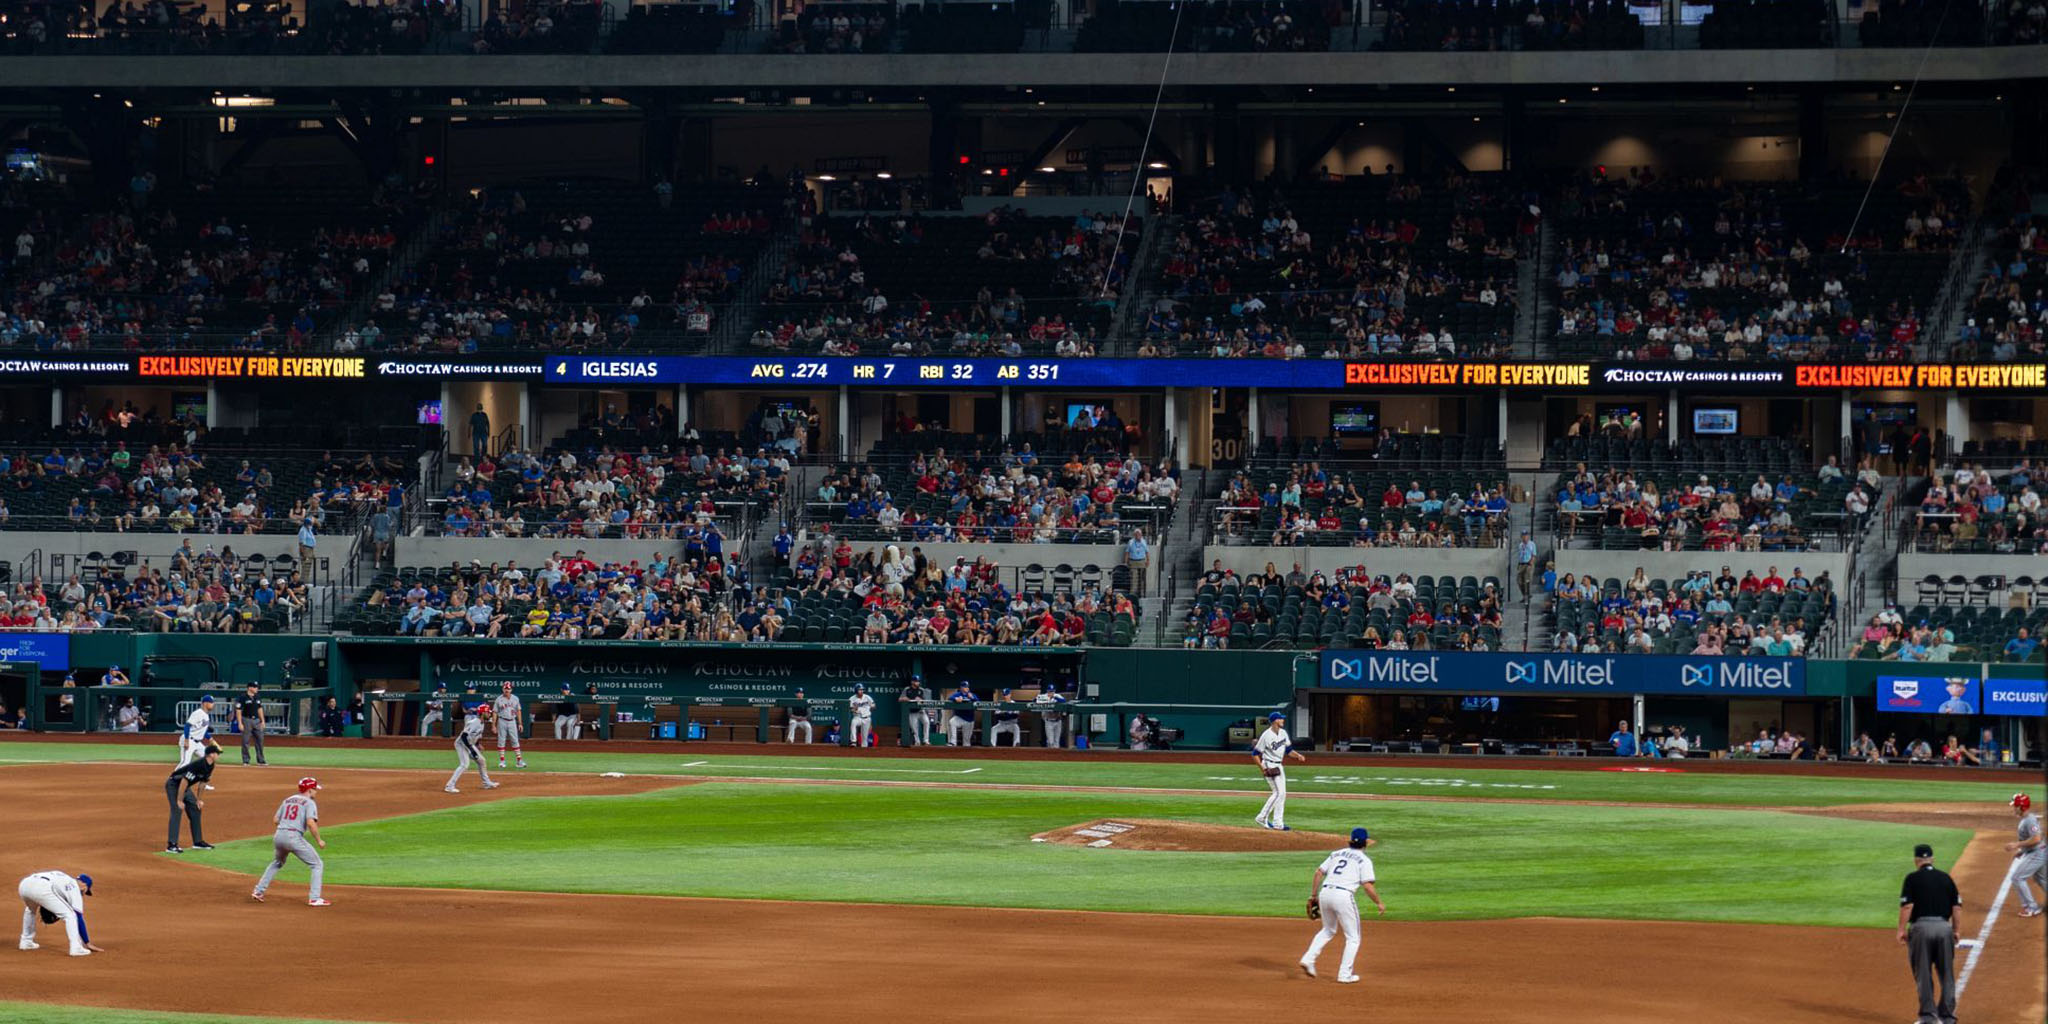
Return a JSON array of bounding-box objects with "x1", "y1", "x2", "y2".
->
[{"x1": 1898, "y1": 842, "x2": 1963, "y2": 1024}]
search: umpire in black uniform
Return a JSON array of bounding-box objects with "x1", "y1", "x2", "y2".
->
[
  {"x1": 234, "y1": 682, "x2": 267, "y2": 765},
  {"x1": 166, "y1": 742, "x2": 221, "y2": 853},
  {"x1": 1898, "y1": 842, "x2": 1964, "y2": 1024}
]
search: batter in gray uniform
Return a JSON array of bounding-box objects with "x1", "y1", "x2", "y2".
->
[
  {"x1": 447, "y1": 704, "x2": 501, "y2": 793},
  {"x1": 252, "y1": 778, "x2": 329, "y2": 906},
  {"x1": 2006, "y1": 793, "x2": 2046, "y2": 917}
]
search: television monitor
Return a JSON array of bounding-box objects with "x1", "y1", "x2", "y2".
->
[
  {"x1": 1460, "y1": 696, "x2": 1501, "y2": 712},
  {"x1": 1065, "y1": 403, "x2": 1105, "y2": 428},
  {"x1": 416, "y1": 399, "x2": 444, "y2": 426},
  {"x1": 171, "y1": 392, "x2": 207, "y2": 421},
  {"x1": 1330, "y1": 402, "x2": 1380, "y2": 437},
  {"x1": 1691, "y1": 408, "x2": 1739, "y2": 435}
]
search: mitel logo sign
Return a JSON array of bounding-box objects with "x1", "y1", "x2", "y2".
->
[
  {"x1": 1505, "y1": 661, "x2": 1537, "y2": 684},
  {"x1": 1505, "y1": 658, "x2": 1615, "y2": 688},
  {"x1": 1327, "y1": 656, "x2": 1438, "y2": 685},
  {"x1": 1679, "y1": 661, "x2": 1797, "y2": 691}
]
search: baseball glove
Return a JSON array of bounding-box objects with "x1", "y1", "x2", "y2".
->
[
  {"x1": 38, "y1": 908, "x2": 57, "y2": 925},
  {"x1": 1263, "y1": 767, "x2": 1282, "y2": 778},
  {"x1": 1305, "y1": 898, "x2": 1321, "y2": 920}
]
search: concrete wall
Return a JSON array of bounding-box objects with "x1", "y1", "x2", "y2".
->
[
  {"x1": 1551, "y1": 550, "x2": 1850, "y2": 589},
  {"x1": 1202, "y1": 544, "x2": 1511, "y2": 582},
  {"x1": 0, "y1": 531, "x2": 315, "y2": 570}
]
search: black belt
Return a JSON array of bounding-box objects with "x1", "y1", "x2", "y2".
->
[{"x1": 1912, "y1": 916, "x2": 1951, "y2": 922}]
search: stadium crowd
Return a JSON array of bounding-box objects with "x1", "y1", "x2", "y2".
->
[
  {"x1": 431, "y1": 437, "x2": 785, "y2": 540},
  {"x1": 1545, "y1": 562, "x2": 1836, "y2": 655},
  {"x1": 804, "y1": 442, "x2": 1177, "y2": 544}
]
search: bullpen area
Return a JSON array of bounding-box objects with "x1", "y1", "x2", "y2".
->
[{"x1": 3, "y1": 739, "x2": 2043, "y2": 1023}]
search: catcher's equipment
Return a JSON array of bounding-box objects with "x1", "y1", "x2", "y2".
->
[
  {"x1": 1305, "y1": 898, "x2": 1321, "y2": 920},
  {"x1": 1263, "y1": 767, "x2": 1282, "y2": 778}
]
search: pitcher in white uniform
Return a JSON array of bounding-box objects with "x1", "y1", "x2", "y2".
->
[
  {"x1": 179, "y1": 695, "x2": 216, "y2": 771},
  {"x1": 1299, "y1": 828, "x2": 1384, "y2": 984},
  {"x1": 1253, "y1": 712, "x2": 1306, "y2": 830},
  {"x1": 17, "y1": 870, "x2": 100, "y2": 956},
  {"x1": 252, "y1": 778, "x2": 329, "y2": 906},
  {"x1": 846, "y1": 683, "x2": 876, "y2": 748}
]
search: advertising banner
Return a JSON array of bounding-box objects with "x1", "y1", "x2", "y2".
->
[
  {"x1": 1315, "y1": 650, "x2": 1804, "y2": 696},
  {"x1": 1983, "y1": 674, "x2": 2046, "y2": 718},
  {"x1": 1877, "y1": 674, "x2": 1980, "y2": 715},
  {"x1": 0, "y1": 633, "x2": 70, "y2": 671}
]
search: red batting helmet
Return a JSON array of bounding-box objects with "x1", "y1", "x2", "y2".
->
[
  {"x1": 2013, "y1": 793, "x2": 2032, "y2": 811},
  {"x1": 297, "y1": 777, "x2": 322, "y2": 793}
]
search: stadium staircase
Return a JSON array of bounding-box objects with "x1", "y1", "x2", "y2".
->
[
  {"x1": 710, "y1": 215, "x2": 801, "y2": 354},
  {"x1": 1924, "y1": 208, "x2": 1995, "y2": 359},
  {"x1": 1110, "y1": 213, "x2": 1179, "y2": 355},
  {"x1": 325, "y1": 203, "x2": 455, "y2": 345},
  {"x1": 1527, "y1": 216, "x2": 1556, "y2": 357}
]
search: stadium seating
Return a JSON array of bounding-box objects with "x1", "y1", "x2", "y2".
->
[
  {"x1": 1184, "y1": 567, "x2": 1506, "y2": 650},
  {"x1": 1373, "y1": 0, "x2": 1645, "y2": 51},
  {"x1": 1901, "y1": 462, "x2": 2048, "y2": 554},
  {"x1": 1213, "y1": 463, "x2": 1513, "y2": 547},
  {"x1": 1075, "y1": 0, "x2": 1331, "y2": 52},
  {"x1": 1546, "y1": 567, "x2": 1836, "y2": 654},
  {"x1": 1548, "y1": 447, "x2": 1860, "y2": 552},
  {"x1": 1960, "y1": 213, "x2": 2047, "y2": 362}
]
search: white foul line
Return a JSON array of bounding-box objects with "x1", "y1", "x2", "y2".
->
[
  {"x1": 1955, "y1": 872, "x2": 2012, "y2": 998},
  {"x1": 679, "y1": 761, "x2": 709, "y2": 767},
  {"x1": 683, "y1": 764, "x2": 986, "y2": 775}
]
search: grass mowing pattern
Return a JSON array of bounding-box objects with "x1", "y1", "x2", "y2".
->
[
  {"x1": 207, "y1": 782, "x2": 1964, "y2": 929},
  {"x1": 0, "y1": 1003, "x2": 371, "y2": 1024},
  {"x1": 5, "y1": 741, "x2": 2040, "y2": 808}
]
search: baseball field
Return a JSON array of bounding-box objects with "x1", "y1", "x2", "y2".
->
[{"x1": 4, "y1": 736, "x2": 2042, "y2": 1023}]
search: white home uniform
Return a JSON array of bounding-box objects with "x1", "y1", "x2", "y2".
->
[
  {"x1": 847, "y1": 690, "x2": 876, "y2": 748},
  {"x1": 1036, "y1": 693, "x2": 1067, "y2": 748},
  {"x1": 1301, "y1": 847, "x2": 1374, "y2": 981},
  {"x1": 492, "y1": 692, "x2": 524, "y2": 767},
  {"x1": 252, "y1": 794, "x2": 323, "y2": 902},
  {"x1": 17, "y1": 871, "x2": 92, "y2": 955},
  {"x1": 2012, "y1": 810, "x2": 2047, "y2": 915},
  {"x1": 1254, "y1": 724, "x2": 1294, "y2": 828},
  {"x1": 447, "y1": 711, "x2": 498, "y2": 792},
  {"x1": 179, "y1": 704, "x2": 212, "y2": 765}
]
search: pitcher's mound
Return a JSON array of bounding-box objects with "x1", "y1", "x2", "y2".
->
[{"x1": 1032, "y1": 818, "x2": 1344, "y2": 852}]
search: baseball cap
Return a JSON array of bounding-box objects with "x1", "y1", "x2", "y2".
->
[
  {"x1": 1267, "y1": 711, "x2": 1286, "y2": 721},
  {"x1": 76, "y1": 875, "x2": 92, "y2": 894},
  {"x1": 200, "y1": 694, "x2": 215, "y2": 703},
  {"x1": 1351, "y1": 828, "x2": 1371, "y2": 843},
  {"x1": 1913, "y1": 843, "x2": 1934, "y2": 858}
]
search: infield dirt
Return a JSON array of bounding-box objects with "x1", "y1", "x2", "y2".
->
[{"x1": 4, "y1": 758, "x2": 2041, "y2": 1024}]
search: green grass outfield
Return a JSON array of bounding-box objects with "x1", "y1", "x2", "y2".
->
[
  {"x1": 0, "y1": 1004, "x2": 367, "y2": 1024},
  {"x1": 208, "y1": 782, "x2": 1966, "y2": 929},
  {"x1": 2, "y1": 740, "x2": 2039, "y2": 808}
]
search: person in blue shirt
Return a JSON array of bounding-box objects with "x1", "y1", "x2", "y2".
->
[
  {"x1": 2004, "y1": 628, "x2": 2039, "y2": 662},
  {"x1": 1608, "y1": 720, "x2": 1639, "y2": 757}
]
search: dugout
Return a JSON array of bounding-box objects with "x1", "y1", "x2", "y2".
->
[{"x1": 1307, "y1": 689, "x2": 1633, "y2": 754}]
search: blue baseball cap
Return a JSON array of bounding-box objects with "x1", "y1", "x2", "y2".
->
[
  {"x1": 1267, "y1": 711, "x2": 1286, "y2": 722},
  {"x1": 1351, "y1": 828, "x2": 1370, "y2": 843},
  {"x1": 200, "y1": 694, "x2": 216, "y2": 703},
  {"x1": 76, "y1": 874, "x2": 93, "y2": 894}
]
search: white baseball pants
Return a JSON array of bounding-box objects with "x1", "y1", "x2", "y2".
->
[
  {"x1": 253, "y1": 831, "x2": 324, "y2": 901},
  {"x1": 991, "y1": 722, "x2": 1021, "y2": 747},
  {"x1": 1257, "y1": 772, "x2": 1288, "y2": 826},
  {"x1": 903, "y1": 711, "x2": 930, "y2": 746},
  {"x1": 850, "y1": 717, "x2": 872, "y2": 747},
  {"x1": 17, "y1": 877, "x2": 87, "y2": 955},
  {"x1": 1043, "y1": 717, "x2": 1065, "y2": 748},
  {"x1": 786, "y1": 719, "x2": 812, "y2": 744},
  {"x1": 418, "y1": 710, "x2": 443, "y2": 736},
  {"x1": 1302, "y1": 890, "x2": 1361, "y2": 979},
  {"x1": 946, "y1": 717, "x2": 974, "y2": 746},
  {"x1": 449, "y1": 737, "x2": 494, "y2": 789},
  {"x1": 554, "y1": 714, "x2": 578, "y2": 740},
  {"x1": 496, "y1": 720, "x2": 521, "y2": 753}
]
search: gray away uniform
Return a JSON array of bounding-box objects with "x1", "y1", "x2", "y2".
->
[
  {"x1": 253, "y1": 794, "x2": 323, "y2": 900},
  {"x1": 448, "y1": 713, "x2": 496, "y2": 790},
  {"x1": 2011, "y1": 811, "x2": 2047, "y2": 914}
]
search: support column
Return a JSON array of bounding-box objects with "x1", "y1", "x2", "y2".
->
[
  {"x1": 1001, "y1": 386, "x2": 1013, "y2": 437},
  {"x1": 1501, "y1": 93, "x2": 1527, "y2": 174},
  {"x1": 676, "y1": 385, "x2": 691, "y2": 436},
  {"x1": 205, "y1": 383, "x2": 219, "y2": 429},
  {"x1": 1165, "y1": 389, "x2": 1183, "y2": 468},
  {"x1": 1798, "y1": 89, "x2": 1829, "y2": 181},
  {"x1": 1247, "y1": 387, "x2": 1260, "y2": 451},
  {"x1": 1667, "y1": 390, "x2": 1680, "y2": 443},
  {"x1": 1497, "y1": 391, "x2": 1509, "y2": 453},
  {"x1": 49, "y1": 386, "x2": 64, "y2": 428},
  {"x1": 1944, "y1": 390, "x2": 1968, "y2": 460},
  {"x1": 838, "y1": 385, "x2": 851, "y2": 459},
  {"x1": 516, "y1": 384, "x2": 533, "y2": 453}
]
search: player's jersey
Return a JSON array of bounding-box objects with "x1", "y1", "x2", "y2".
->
[
  {"x1": 492, "y1": 694, "x2": 521, "y2": 723},
  {"x1": 462, "y1": 714, "x2": 486, "y2": 743},
  {"x1": 1254, "y1": 727, "x2": 1293, "y2": 770},
  {"x1": 274, "y1": 795, "x2": 318, "y2": 835},
  {"x1": 24, "y1": 871, "x2": 86, "y2": 915},
  {"x1": 183, "y1": 707, "x2": 211, "y2": 741},
  {"x1": 849, "y1": 693, "x2": 876, "y2": 720},
  {"x1": 1315, "y1": 849, "x2": 1376, "y2": 893},
  {"x1": 2018, "y1": 812, "x2": 2042, "y2": 856},
  {"x1": 1036, "y1": 695, "x2": 1066, "y2": 718},
  {"x1": 426, "y1": 694, "x2": 446, "y2": 712}
]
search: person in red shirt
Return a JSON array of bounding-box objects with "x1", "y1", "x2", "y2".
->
[
  {"x1": 1761, "y1": 567, "x2": 1786, "y2": 592},
  {"x1": 833, "y1": 541, "x2": 854, "y2": 569},
  {"x1": 1737, "y1": 571, "x2": 1763, "y2": 594},
  {"x1": 1317, "y1": 510, "x2": 1342, "y2": 532},
  {"x1": 1382, "y1": 484, "x2": 1405, "y2": 508}
]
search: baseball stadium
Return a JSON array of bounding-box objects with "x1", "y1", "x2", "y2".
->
[{"x1": 2, "y1": 6, "x2": 2048, "y2": 1020}]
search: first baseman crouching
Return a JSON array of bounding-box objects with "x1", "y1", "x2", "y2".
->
[
  {"x1": 448, "y1": 703, "x2": 501, "y2": 793},
  {"x1": 18, "y1": 870, "x2": 100, "y2": 956},
  {"x1": 1300, "y1": 827, "x2": 1384, "y2": 983},
  {"x1": 252, "y1": 778, "x2": 329, "y2": 906}
]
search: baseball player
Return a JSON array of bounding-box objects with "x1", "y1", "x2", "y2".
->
[
  {"x1": 990, "y1": 689, "x2": 1023, "y2": 747},
  {"x1": 179, "y1": 695, "x2": 216, "y2": 778},
  {"x1": 945, "y1": 683, "x2": 978, "y2": 747},
  {"x1": 2006, "y1": 793, "x2": 2047, "y2": 918},
  {"x1": 418, "y1": 684, "x2": 449, "y2": 736},
  {"x1": 165, "y1": 742, "x2": 220, "y2": 853},
  {"x1": 898, "y1": 675, "x2": 930, "y2": 747},
  {"x1": 1035, "y1": 686, "x2": 1068, "y2": 748},
  {"x1": 491, "y1": 682, "x2": 525, "y2": 769},
  {"x1": 1299, "y1": 827, "x2": 1383, "y2": 983},
  {"x1": 17, "y1": 870, "x2": 100, "y2": 956},
  {"x1": 1253, "y1": 711, "x2": 1306, "y2": 831},
  {"x1": 251, "y1": 778, "x2": 329, "y2": 906},
  {"x1": 447, "y1": 704, "x2": 501, "y2": 793},
  {"x1": 847, "y1": 683, "x2": 876, "y2": 748},
  {"x1": 786, "y1": 688, "x2": 813, "y2": 744},
  {"x1": 552, "y1": 685, "x2": 580, "y2": 740}
]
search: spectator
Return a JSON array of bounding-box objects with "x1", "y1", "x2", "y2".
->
[{"x1": 317, "y1": 697, "x2": 345, "y2": 738}]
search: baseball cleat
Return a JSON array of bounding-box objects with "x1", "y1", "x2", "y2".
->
[
  {"x1": 18, "y1": 941, "x2": 38, "y2": 950},
  {"x1": 1275, "y1": 825, "x2": 1292, "y2": 831},
  {"x1": 1336, "y1": 975, "x2": 1360, "y2": 984},
  {"x1": 250, "y1": 892, "x2": 265, "y2": 902},
  {"x1": 1254, "y1": 818, "x2": 1268, "y2": 828},
  {"x1": 483, "y1": 780, "x2": 501, "y2": 789},
  {"x1": 497, "y1": 760, "x2": 506, "y2": 768},
  {"x1": 166, "y1": 845, "x2": 183, "y2": 854},
  {"x1": 444, "y1": 786, "x2": 460, "y2": 793},
  {"x1": 203, "y1": 784, "x2": 216, "y2": 790},
  {"x1": 1299, "y1": 961, "x2": 1315, "y2": 978},
  {"x1": 68, "y1": 949, "x2": 91, "y2": 957},
  {"x1": 2021, "y1": 908, "x2": 2044, "y2": 917},
  {"x1": 192, "y1": 842, "x2": 216, "y2": 850},
  {"x1": 307, "y1": 898, "x2": 332, "y2": 907}
]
